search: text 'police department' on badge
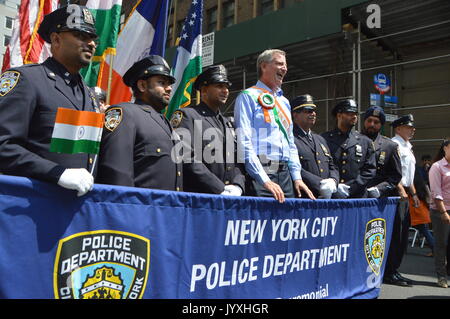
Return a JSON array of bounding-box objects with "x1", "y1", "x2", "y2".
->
[
  {"x1": 104, "y1": 107, "x2": 122, "y2": 132},
  {"x1": 364, "y1": 218, "x2": 386, "y2": 276},
  {"x1": 170, "y1": 110, "x2": 183, "y2": 128},
  {"x1": 0, "y1": 71, "x2": 20, "y2": 96},
  {"x1": 54, "y1": 230, "x2": 150, "y2": 299}
]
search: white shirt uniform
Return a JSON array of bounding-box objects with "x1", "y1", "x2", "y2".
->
[{"x1": 391, "y1": 134, "x2": 416, "y2": 187}]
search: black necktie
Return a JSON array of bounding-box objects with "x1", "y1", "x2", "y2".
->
[
  {"x1": 69, "y1": 75, "x2": 84, "y2": 106},
  {"x1": 216, "y1": 113, "x2": 226, "y2": 132},
  {"x1": 159, "y1": 113, "x2": 172, "y2": 131}
]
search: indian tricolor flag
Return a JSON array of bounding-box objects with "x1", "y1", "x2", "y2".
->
[{"x1": 50, "y1": 108, "x2": 105, "y2": 154}]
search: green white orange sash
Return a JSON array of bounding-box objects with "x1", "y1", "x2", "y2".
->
[{"x1": 242, "y1": 86, "x2": 291, "y2": 142}]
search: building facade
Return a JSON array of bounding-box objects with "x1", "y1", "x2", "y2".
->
[{"x1": 0, "y1": 0, "x2": 19, "y2": 70}]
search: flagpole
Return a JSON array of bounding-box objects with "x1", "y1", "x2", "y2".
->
[
  {"x1": 90, "y1": 154, "x2": 98, "y2": 175},
  {"x1": 106, "y1": 53, "x2": 114, "y2": 105}
]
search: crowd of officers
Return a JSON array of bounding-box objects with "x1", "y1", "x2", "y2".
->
[{"x1": 0, "y1": 6, "x2": 420, "y2": 287}]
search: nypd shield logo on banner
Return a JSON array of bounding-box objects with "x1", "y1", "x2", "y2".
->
[
  {"x1": 54, "y1": 230, "x2": 150, "y2": 299},
  {"x1": 364, "y1": 218, "x2": 386, "y2": 276}
]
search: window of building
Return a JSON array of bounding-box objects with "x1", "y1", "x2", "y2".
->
[
  {"x1": 4, "y1": 35, "x2": 11, "y2": 47},
  {"x1": 206, "y1": 6, "x2": 217, "y2": 33},
  {"x1": 261, "y1": 0, "x2": 274, "y2": 15},
  {"x1": 5, "y1": 16, "x2": 13, "y2": 29},
  {"x1": 223, "y1": 1, "x2": 235, "y2": 28}
]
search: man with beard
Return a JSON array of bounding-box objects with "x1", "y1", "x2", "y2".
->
[
  {"x1": 0, "y1": 5, "x2": 99, "y2": 196},
  {"x1": 170, "y1": 65, "x2": 245, "y2": 195},
  {"x1": 321, "y1": 99, "x2": 376, "y2": 198},
  {"x1": 96, "y1": 56, "x2": 183, "y2": 191},
  {"x1": 291, "y1": 94, "x2": 339, "y2": 199},
  {"x1": 234, "y1": 49, "x2": 315, "y2": 203},
  {"x1": 362, "y1": 106, "x2": 402, "y2": 198}
]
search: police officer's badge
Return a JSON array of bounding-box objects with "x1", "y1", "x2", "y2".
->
[
  {"x1": 0, "y1": 71, "x2": 20, "y2": 96},
  {"x1": 364, "y1": 218, "x2": 386, "y2": 275},
  {"x1": 54, "y1": 230, "x2": 150, "y2": 299},
  {"x1": 105, "y1": 107, "x2": 122, "y2": 131},
  {"x1": 170, "y1": 110, "x2": 183, "y2": 128},
  {"x1": 83, "y1": 8, "x2": 95, "y2": 25}
]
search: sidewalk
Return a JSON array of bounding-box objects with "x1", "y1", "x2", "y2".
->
[{"x1": 379, "y1": 244, "x2": 450, "y2": 299}]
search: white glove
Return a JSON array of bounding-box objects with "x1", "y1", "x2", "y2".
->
[
  {"x1": 319, "y1": 179, "x2": 337, "y2": 199},
  {"x1": 337, "y1": 183, "x2": 350, "y2": 198},
  {"x1": 221, "y1": 185, "x2": 243, "y2": 196},
  {"x1": 57, "y1": 168, "x2": 94, "y2": 197},
  {"x1": 367, "y1": 187, "x2": 381, "y2": 198}
]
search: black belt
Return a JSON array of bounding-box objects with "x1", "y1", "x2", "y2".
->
[{"x1": 258, "y1": 155, "x2": 289, "y2": 171}]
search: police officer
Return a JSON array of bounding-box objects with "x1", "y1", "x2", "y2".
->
[
  {"x1": 385, "y1": 114, "x2": 418, "y2": 286},
  {"x1": 0, "y1": 5, "x2": 99, "y2": 196},
  {"x1": 362, "y1": 106, "x2": 402, "y2": 198},
  {"x1": 321, "y1": 99, "x2": 376, "y2": 198},
  {"x1": 96, "y1": 56, "x2": 183, "y2": 191},
  {"x1": 362, "y1": 107, "x2": 411, "y2": 286},
  {"x1": 170, "y1": 65, "x2": 245, "y2": 195},
  {"x1": 291, "y1": 94, "x2": 339, "y2": 199}
]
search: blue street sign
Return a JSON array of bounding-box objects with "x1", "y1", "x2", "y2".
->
[{"x1": 374, "y1": 73, "x2": 391, "y2": 93}]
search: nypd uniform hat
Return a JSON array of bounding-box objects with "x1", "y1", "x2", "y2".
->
[
  {"x1": 194, "y1": 65, "x2": 232, "y2": 90},
  {"x1": 332, "y1": 99, "x2": 358, "y2": 116},
  {"x1": 290, "y1": 94, "x2": 316, "y2": 112},
  {"x1": 391, "y1": 114, "x2": 414, "y2": 128},
  {"x1": 38, "y1": 5, "x2": 97, "y2": 43},
  {"x1": 363, "y1": 106, "x2": 386, "y2": 125},
  {"x1": 123, "y1": 55, "x2": 176, "y2": 88}
]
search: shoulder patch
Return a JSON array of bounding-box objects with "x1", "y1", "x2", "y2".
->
[
  {"x1": 0, "y1": 71, "x2": 20, "y2": 96},
  {"x1": 104, "y1": 107, "x2": 123, "y2": 132},
  {"x1": 170, "y1": 110, "x2": 183, "y2": 128}
]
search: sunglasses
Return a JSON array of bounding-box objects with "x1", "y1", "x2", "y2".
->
[{"x1": 59, "y1": 30, "x2": 99, "y2": 45}]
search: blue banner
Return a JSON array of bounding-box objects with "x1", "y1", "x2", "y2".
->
[{"x1": 0, "y1": 175, "x2": 397, "y2": 299}]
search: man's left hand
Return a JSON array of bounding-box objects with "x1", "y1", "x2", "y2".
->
[{"x1": 294, "y1": 179, "x2": 316, "y2": 200}]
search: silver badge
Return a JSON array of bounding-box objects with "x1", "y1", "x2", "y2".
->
[
  {"x1": 356, "y1": 144, "x2": 363, "y2": 157},
  {"x1": 0, "y1": 71, "x2": 20, "y2": 96}
]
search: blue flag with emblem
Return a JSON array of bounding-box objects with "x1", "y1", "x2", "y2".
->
[{"x1": 165, "y1": 0, "x2": 203, "y2": 119}]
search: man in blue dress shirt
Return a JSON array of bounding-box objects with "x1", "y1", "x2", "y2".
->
[{"x1": 234, "y1": 49, "x2": 315, "y2": 203}]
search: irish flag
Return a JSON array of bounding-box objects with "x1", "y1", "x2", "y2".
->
[
  {"x1": 50, "y1": 108, "x2": 105, "y2": 154},
  {"x1": 97, "y1": 0, "x2": 169, "y2": 105},
  {"x1": 80, "y1": 0, "x2": 122, "y2": 87}
]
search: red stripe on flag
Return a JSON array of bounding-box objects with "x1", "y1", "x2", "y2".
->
[
  {"x1": 1, "y1": 46, "x2": 10, "y2": 72},
  {"x1": 24, "y1": 0, "x2": 47, "y2": 64},
  {"x1": 19, "y1": 0, "x2": 31, "y2": 61}
]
